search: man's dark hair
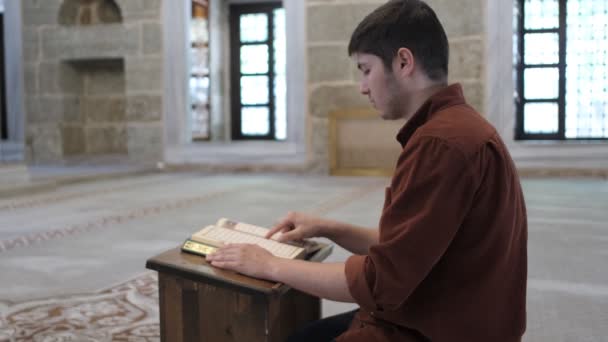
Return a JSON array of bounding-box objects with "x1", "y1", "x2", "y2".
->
[{"x1": 348, "y1": 0, "x2": 449, "y2": 81}]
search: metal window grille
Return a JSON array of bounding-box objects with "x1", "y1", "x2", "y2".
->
[{"x1": 515, "y1": 0, "x2": 608, "y2": 140}]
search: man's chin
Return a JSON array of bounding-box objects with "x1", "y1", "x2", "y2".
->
[{"x1": 379, "y1": 112, "x2": 396, "y2": 120}]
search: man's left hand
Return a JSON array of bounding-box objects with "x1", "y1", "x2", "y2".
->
[{"x1": 206, "y1": 244, "x2": 276, "y2": 279}]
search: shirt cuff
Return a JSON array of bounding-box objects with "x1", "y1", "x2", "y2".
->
[{"x1": 345, "y1": 254, "x2": 376, "y2": 312}]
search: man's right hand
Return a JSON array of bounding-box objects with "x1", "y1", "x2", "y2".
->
[{"x1": 265, "y1": 212, "x2": 326, "y2": 242}]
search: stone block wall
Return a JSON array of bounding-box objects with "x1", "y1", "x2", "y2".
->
[
  {"x1": 306, "y1": 0, "x2": 383, "y2": 173},
  {"x1": 22, "y1": 0, "x2": 163, "y2": 163},
  {"x1": 306, "y1": 0, "x2": 485, "y2": 172},
  {"x1": 428, "y1": 0, "x2": 486, "y2": 112}
]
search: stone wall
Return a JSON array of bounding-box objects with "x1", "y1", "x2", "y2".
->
[
  {"x1": 22, "y1": 0, "x2": 163, "y2": 163},
  {"x1": 305, "y1": 0, "x2": 485, "y2": 172},
  {"x1": 429, "y1": 0, "x2": 485, "y2": 112},
  {"x1": 19, "y1": 0, "x2": 486, "y2": 170}
]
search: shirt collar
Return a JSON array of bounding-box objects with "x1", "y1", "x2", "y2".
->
[{"x1": 396, "y1": 83, "x2": 466, "y2": 147}]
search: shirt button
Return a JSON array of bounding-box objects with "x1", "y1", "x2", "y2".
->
[{"x1": 370, "y1": 311, "x2": 375, "y2": 316}]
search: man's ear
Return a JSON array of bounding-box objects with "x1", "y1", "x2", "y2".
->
[{"x1": 396, "y1": 47, "x2": 414, "y2": 75}]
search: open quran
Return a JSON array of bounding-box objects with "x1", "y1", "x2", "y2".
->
[{"x1": 181, "y1": 218, "x2": 322, "y2": 260}]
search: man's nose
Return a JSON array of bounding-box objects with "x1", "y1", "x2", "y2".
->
[{"x1": 359, "y1": 82, "x2": 369, "y2": 95}]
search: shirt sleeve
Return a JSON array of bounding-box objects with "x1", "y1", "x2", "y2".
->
[{"x1": 345, "y1": 136, "x2": 478, "y2": 313}]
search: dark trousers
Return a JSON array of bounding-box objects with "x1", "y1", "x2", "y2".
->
[{"x1": 286, "y1": 309, "x2": 358, "y2": 342}]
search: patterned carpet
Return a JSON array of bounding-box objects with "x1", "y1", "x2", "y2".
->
[{"x1": 0, "y1": 272, "x2": 159, "y2": 342}]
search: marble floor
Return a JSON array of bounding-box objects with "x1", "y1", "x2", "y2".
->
[{"x1": 0, "y1": 172, "x2": 606, "y2": 341}]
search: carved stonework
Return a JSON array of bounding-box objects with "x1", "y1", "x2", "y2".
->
[
  {"x1": 59, "y1": 0, "x2": 122, "y2": 26},
  {"x1": 23, "y1": 0, "x2": 163, "y2": 164}
]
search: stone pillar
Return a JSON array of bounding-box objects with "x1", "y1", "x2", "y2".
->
[
  {"x1": 119, "y1": 0, "x2": 164, "y2": 162},
  {"x1": 162, "y1": 0, "x2": 190, "y2": 146},
  {"x1": 4, "y1": 0, "x2": 25, "y2": 146}
]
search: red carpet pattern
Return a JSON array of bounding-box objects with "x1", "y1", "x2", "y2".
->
[{"x1": 0, "y1": 273, "x2": 159, "y2": 342}]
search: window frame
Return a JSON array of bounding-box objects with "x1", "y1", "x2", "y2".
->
[
  {"x1": 229, "y1": 1, "x2": 282, "y2": 141},
  {"x1": 515, "y1": 0, "x2": 608, "y2": 141},
  {"x1": 190, "y1": 0, "x2": 211, "y2": 141}
]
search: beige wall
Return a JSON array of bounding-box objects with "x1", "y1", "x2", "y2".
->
[
  {"x1": 306, "y1": 1, "x2": 383, "y2": 173},
  {"x1": 17, "y1": 0, "x2": 489, "y2": 172},
  {"x1": 20, "y1": 0, "x2": 604, "y2": 173},
  {"x1": 305, "y1": 0, "x2": 486, "y2": 173}
]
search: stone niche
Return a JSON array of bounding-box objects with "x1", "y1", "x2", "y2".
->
[
  {"x1": 54, "y1": 0, "x2": 127, "y2": 157},
  {"x1": 59, "y1": 0, "x2": 122, "y2": 26},
  {"x1": 60, "y1": 59, "x2": 127, "y2": 156},
  {"x1": 24, "y1": 0, "x2": 163, "y2": 163}
]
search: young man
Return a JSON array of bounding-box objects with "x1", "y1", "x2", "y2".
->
[{"x1": 206, "y1": 0, "x2": 528, "y2": 341}]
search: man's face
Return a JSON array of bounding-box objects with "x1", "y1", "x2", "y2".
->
[{"x1": 355, "y1": 53, "x2": 404, "y2": 120}]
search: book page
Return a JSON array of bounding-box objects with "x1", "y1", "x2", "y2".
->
[
  {"x1": 215, "y1": 218, "x2": 322, "y2": 254},
  {"x1": 191, "y1": 225, "x2": 304, "y2": 259},
  {"x1": 216, "y1": 218, "x2": 282, "y2": 239}
]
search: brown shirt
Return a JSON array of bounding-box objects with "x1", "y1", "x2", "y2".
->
[{"x1": 340, "y1": 84, "x2": 527, "y2": 342}]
